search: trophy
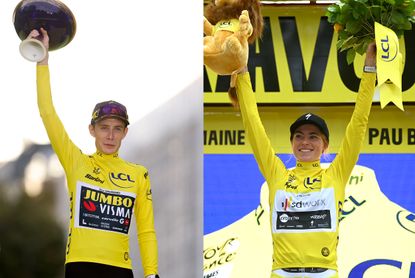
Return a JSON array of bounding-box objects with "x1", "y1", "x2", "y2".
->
[{"x1": 13, "y1": 0, "x2": 76, "y2": 62}]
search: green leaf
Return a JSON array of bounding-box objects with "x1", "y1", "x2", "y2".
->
[
  {"x1": 338, "y1": 30, "x2": 350, "y2": 40},
  {"x1": 370, "y1": 5, "x2": 382, "y2": 21},
  {"x1": 327, "y1": 5, "x2": 340, "y2": 13},
  {"x1": 347, "y1": 48, "x2": 356, "y2": 65},
  {"x1": 342, "y1": 3, "x2": 353, "y2": 17},
  {"x1": 391, "y1": 10, "x2": 406, "y2": 24},
  {"x1": 355, "y1": 41, "x2": 367, "y2": 55},
  {"x1": 396, "y1": 29, "x2": 405, "y2": 37},
  {"x1": 346, "y1": 20, "x2": 363, "y2": 34},
  {"x1": 326, "y1": 13, "x2": 336, "y2": 23},
  {"x1": 339, "y1": 35, "x2": 359, "y2": 51},
  {"x1": 402, "y1": 20, "x2": 413, "y2": 30},
  {"x1": 352, "y1": 9, "x2": 361, "y2": 19}
]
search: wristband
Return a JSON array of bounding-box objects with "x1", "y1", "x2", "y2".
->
[{"x1": 363, "y1": 65, "x2": 376, "y2": 73}]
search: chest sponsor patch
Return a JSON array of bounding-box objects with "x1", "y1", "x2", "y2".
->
[
  {"x1": 74, "y1": 182, "x2": 136, "y2": 234},
  {"x1": 272, "y1": 188, "x2": 337, "y2": 233},
  {"x1": 276, "y1": 210, "x2": 331, "y2": 230}
]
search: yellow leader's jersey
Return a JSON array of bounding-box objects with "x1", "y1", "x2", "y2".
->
[
  {"x1": 36, "y1": 65, "x2": 158, "y2": 276},
  {"x1": 235, "y1": 72, "x2": 376, "y2": 272},
  {"x1": 212, "y1": 19, "x2": 240, "y2": 34}
]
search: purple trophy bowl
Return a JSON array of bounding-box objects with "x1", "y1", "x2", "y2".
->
[{"x1": 13, "y1": 0, "x2": 76, "y2": 61}]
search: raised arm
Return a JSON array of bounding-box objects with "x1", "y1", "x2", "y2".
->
[
  {"x1": 135, "y1": 169, "x2": 158, "y2": 277},
  {"x1": 236, "y1": 68, "x2": 286, "y2": 185},
  {"x1": 328, "y1": 42, "x2": 377, "y2": 185},
  {"x1": 33, "y1": 28, "x2": 80, "y2": 172}
]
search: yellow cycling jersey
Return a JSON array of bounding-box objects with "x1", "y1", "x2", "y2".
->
[
  {"x1": 235, "y1": 72, "x2": 376, "y2": 272},
  {"x1": 36, "y1": 65, "x2": 158, "y2": 276},
  {"x1": 212, "y1": 19, "x2": 240, "y2": 34}
]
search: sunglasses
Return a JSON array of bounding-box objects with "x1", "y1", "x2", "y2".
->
[{"x1": 92, "y1": 102, "x2": 128, "y2": 124}]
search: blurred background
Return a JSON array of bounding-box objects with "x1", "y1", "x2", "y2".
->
[{"x1": 0, "y1": 0, "x2": 202, "y2": 277}]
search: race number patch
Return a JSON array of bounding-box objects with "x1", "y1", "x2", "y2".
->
[
  {"x1": 75, "y1": 182, "x2": 136, "y2": 234},
  {"x1": 272, "y1": 188, "x2": 336, "y2": 233}
]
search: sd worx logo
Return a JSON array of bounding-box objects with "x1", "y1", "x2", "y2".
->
[
  {"x1": 282, "y1": 197, "x2": 327, "y2": 211},
  {"x1": 109, "y1": 172, "x2": 135, "y2": 188},
  {"x1": 282, "y1": 197, "x2": 292, "y2": 211}
]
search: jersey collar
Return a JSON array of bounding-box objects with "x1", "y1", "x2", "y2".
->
[
  {"x1": 295, "y1": 160, "x2": 321, "y2": 171},
  {"x1": 94, "y1": 151, "x2": 119, "y2": 159}
]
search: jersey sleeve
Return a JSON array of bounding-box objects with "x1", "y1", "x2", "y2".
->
[
  {"x1": 37, "y1": 65, "x2": 82, "y2": 174},
  {"x1": 135, "y1": 169, "x2": 158, "y2": 276},
  {"x1": 327, "y1": 72, "x2": 376, "y2": 186},
  {"x1": 236, "y1": 72, "x2": 286, "y2": 185}
]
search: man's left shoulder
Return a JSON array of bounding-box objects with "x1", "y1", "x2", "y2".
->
[{"x1": 124, "y1": 161, "x2": 149, "y2": 177}]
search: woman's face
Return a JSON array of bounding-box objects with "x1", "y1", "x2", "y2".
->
[
  {"x1": 89, "y1": 117, "x2": 128, "y2": 154},
  {"x1": 291, "y1": 124, "x2": 328, "y2": 162}
]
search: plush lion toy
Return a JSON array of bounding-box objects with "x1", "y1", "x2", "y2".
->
[{"x1": 204, "y1": 0, "x2": 263, "y2": 107}]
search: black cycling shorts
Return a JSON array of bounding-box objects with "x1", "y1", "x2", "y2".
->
[{"x1": 65, "y1": 262, "x2": 133, "y2": 278}]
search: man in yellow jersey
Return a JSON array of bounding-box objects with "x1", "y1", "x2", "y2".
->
[
  {"x1": 231, "y1": 40, "x2": 377, "y2": 278},
  {"x1": 29, "y1": 28, "x2": 160, "y2": 278}
]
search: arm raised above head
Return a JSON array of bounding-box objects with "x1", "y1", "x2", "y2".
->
[
  {"x1": 328, "y1": 42, "x2": 377, "y2": 185},
  {"x1": 236, "y1": 70, "x2": 286, "y2": 185}
]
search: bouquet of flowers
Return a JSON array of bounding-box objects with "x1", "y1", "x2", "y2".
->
[{"x1": 326, "y1": 0, "x2": 415, "y2": 64}]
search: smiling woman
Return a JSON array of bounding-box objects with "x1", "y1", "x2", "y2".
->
[{"x1": 224, "y1": 36, "x2": 378, "y2": 278}]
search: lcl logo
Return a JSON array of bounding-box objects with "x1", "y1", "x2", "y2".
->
[
  {"x1": 109, "y1": 172, "x2": 135, "y2": 188},
  {"x1": 380, "y1": 35, "x2": 398, "y2": 62}
]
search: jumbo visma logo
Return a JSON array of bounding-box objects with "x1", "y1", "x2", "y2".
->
[
  {"x1": 83, "y1": 189, "x2": 134, "y2": 208},
  {"x1": 109, "y1": 172, "x2": 135, "y2": 188},
  {"x1": 82, "y1": 189, "x2": 134, "y2": 218},
  {"x1": 78, "y1": 186, "x2": 136, "y2": 234}
]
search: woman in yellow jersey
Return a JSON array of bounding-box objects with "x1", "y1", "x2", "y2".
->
[
  {"x1": 29, "y1": 28, "x2": 160, "y2": 278},
  {"x1": 233, "y1": 42, "x2": 377, "y2": 278}
]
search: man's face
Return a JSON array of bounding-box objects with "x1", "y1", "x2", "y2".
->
[{"x1": 89, "y1": 117, "x2": 128, "y2": 154}]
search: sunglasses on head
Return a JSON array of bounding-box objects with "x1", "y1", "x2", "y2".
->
[
  {"x1": 92, "y1": 102, "x2": 129, "y2": 124},
  {"x1": 99, "y1": 104, "x2": 127, "y2": 118}
]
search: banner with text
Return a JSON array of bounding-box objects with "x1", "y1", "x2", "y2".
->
[{"x1": 204, "y1": 6, "x2": 415, "y2": 104}]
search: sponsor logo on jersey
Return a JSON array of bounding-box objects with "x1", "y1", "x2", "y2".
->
[
  {"x1": 146, "y1": 188, "x2": 153, "y2": 201},
  {"x1": 321, "y1": 247, "x2": 330, "y2": 257},
  {"x1": 281, "y1": 198, "x2": 327, "y2": 211},
  {"x1": 83, "y1": 200, "x2": 97, "y2": 212},
  {"x1": 276, "y1": 210, "x2": 331, "y2": 230},
  {"x1": 282, "y1": 197, "x2": 292, "y2": 211},
  {"x1": 109, "y1": 172, "x2": 135, "y2": 188},
  {"x1": 273, "y1": 188, "x2": 336, "y2": 233},
  {"x1": 279, "y1": 213, "x2": 299, "y2": 223},
  {"x1": 304, "y1": 177, "x2": 321, "y2": 189},
  {"x1": 219, "y1": 21, "x2": 232, "y2": 28},
  {"x1": 85, "y1": 173, "x2": 104, "y2": 184},
  {"x1": 75, "y1": 182, "x2": 136, "y2": 234},
  {"x1": 284, "y1": 174, "x2": 297, "y2": 189},
  {"x1": 84, "y1": 188, "x2": 134, "y2": 208}
]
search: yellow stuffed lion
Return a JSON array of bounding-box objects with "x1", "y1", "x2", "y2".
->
[{"x1": 204, "y1": 0, "x2": 263, "y2": 106}]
